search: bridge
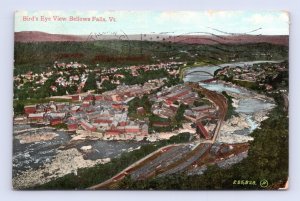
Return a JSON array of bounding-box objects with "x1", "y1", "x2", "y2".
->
[
  {"x1": 180, "y1": 67, "x2": 215, "y2": 82},
  {"x1": 184, "y1": 70, "x2": 214, "y2": 77},
  {"x1": 184, "y1": 70, "x2": 218, "y2": 83},
  {"x1": 179, "y1": 66, "x2": 215, "y2": 81}
]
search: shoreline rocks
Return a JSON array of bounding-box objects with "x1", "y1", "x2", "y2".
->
[
  {"x1": 80, "y1": 145, "x2": 92, "y2": 151},
  {"x1": 15, "y1": 132, "x2": 59, "y2": 144},
  {"x1": 217, "y1": 133, "x2": 253, "y2": 144},
  {"x1": 13, "y1": 148, "x2": 111, "y2": 189}
]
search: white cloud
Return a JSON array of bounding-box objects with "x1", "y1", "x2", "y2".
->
[
  {"x1": 247, "y1": 14, "x2": 276, "y2": 25},
  {"x1": 204, "y1": 10, "x2": 242, "y2": 19},
  {"x1": 247, "y1": 12, "x2": 289, "y2": 25},
  {"x1": 158, "y1": 11, "x2": 202, "y2": 24}
]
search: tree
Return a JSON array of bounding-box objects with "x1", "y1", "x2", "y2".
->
[
  {"x1": 101, "y1": 80, "x2": 117, "y2": 92},
  {"x1": 222, "y1": 91, "x2": 237, "y2": 120},
  {"x1": 173, "y1": 104, "x2": 188, "y2": 128},
  {"x1": 83, "y1": 72, "x2": 97, "y2": 92},
  {"x1": 14, "y1": 102, "x2": 24, "y2": 115}
]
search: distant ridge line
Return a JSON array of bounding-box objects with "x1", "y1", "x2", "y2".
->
[{"x1": 15, "y1": 31, "x2": 289, "y2": 46}]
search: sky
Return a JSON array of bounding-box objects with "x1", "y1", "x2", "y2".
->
[{"x1": 15, "y1": 11, "x2": 290, "y2": 35}]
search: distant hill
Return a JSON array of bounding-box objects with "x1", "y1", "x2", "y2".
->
[
  {"x1": 15, "y1": 31, "x2": 289, "y2": 46},
  {"x1": 164, "y1": 35, "x2": 289, "y2": 46},
  {"x1": 15, "y1": 31, "x2": 87, "y2": 42}
]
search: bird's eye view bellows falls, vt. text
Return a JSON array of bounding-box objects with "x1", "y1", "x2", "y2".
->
[{"x1": 13, "y1": 11, "x2": 289, "y2": 190}]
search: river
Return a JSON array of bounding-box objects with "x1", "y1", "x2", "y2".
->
[
  {"x1": 13, "y1": 124, "x2": 147, "y2": 176},
  {"x1": 183, "y1": 61, "x2": 278, "y2": 136}
]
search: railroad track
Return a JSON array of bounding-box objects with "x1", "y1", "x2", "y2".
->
[{"x1": 186, "y1": 82, "x2": 228, "y2": 143}]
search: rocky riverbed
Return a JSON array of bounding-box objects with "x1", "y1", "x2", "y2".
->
[
  {"x1": 12, "y1": 124, "x2": 150, "y2": 188},
  {"x1": 216, "y1": 93, "x2": 274, "y2": 143},
  {"x1": 13, "y1": 148, "x2": 111, "y2": 189},
  {"x1": 200, "y1": 80, "x2": 275, "y2": 143}
]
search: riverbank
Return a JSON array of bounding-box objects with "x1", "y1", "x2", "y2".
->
[
  {"x1": 200, "y1": 80, "x2": 275, "y2": 138},
  {"x1": 69, "y1": 123, "x2": 195, "y2": 143},
  {"x1": 15, "y1": 132, "x2": 58, "y2": 144}
]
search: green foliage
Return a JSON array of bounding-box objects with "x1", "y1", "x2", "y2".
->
[
  {"x1": 173, "y1": 104, "x2": 188, "y2": 128},
  {"x1": 128, "y1": 95, "x2": 152, "y2": 119},
  {"x1": 165, "y1": 75, "x2": 183, "y2": 87},
  {"x1": 14, "y1": 74, "x2": 60, "y2": 100},
  {"x1": 120, "y1": 69, "x2": 169, "y2": 85},
  {"x1": 263, "y1": 66, "x2": 289, "y2": 90},
  {"x1": 127, "y1": 96, "x2": 188, "y2": 133},
  {"x1": 14, "y1": 102, "x2": 25, "y2": 115},
  {"x1": 52, "y1": 123, "x2": 68, "y2": 130},
  {"x1": 148, "y1": 117, "x2": 173, "y2": 133},
  {"x1": 232, "y1": 80, "x2": 261, "y2": 91},
  {"x1": 83, "y1": 72, "x2": 97, "y2": 92},
  {"x1": 216, "y1": 61, "x2": 289, "y2": 93},
  {"x1": 100, "y1": 80, "x2": 117, "y2": 92},
  {"x1": 193, "y1": 100, "x2": 205, "y2": 107},
  {"x1": 221, "y1": 91, "x2": 237, "y2": 120}
]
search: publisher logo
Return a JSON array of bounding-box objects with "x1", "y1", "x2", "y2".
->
[{"x1": 260, "y1": 179, "x2": 269, "y2": 188}]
